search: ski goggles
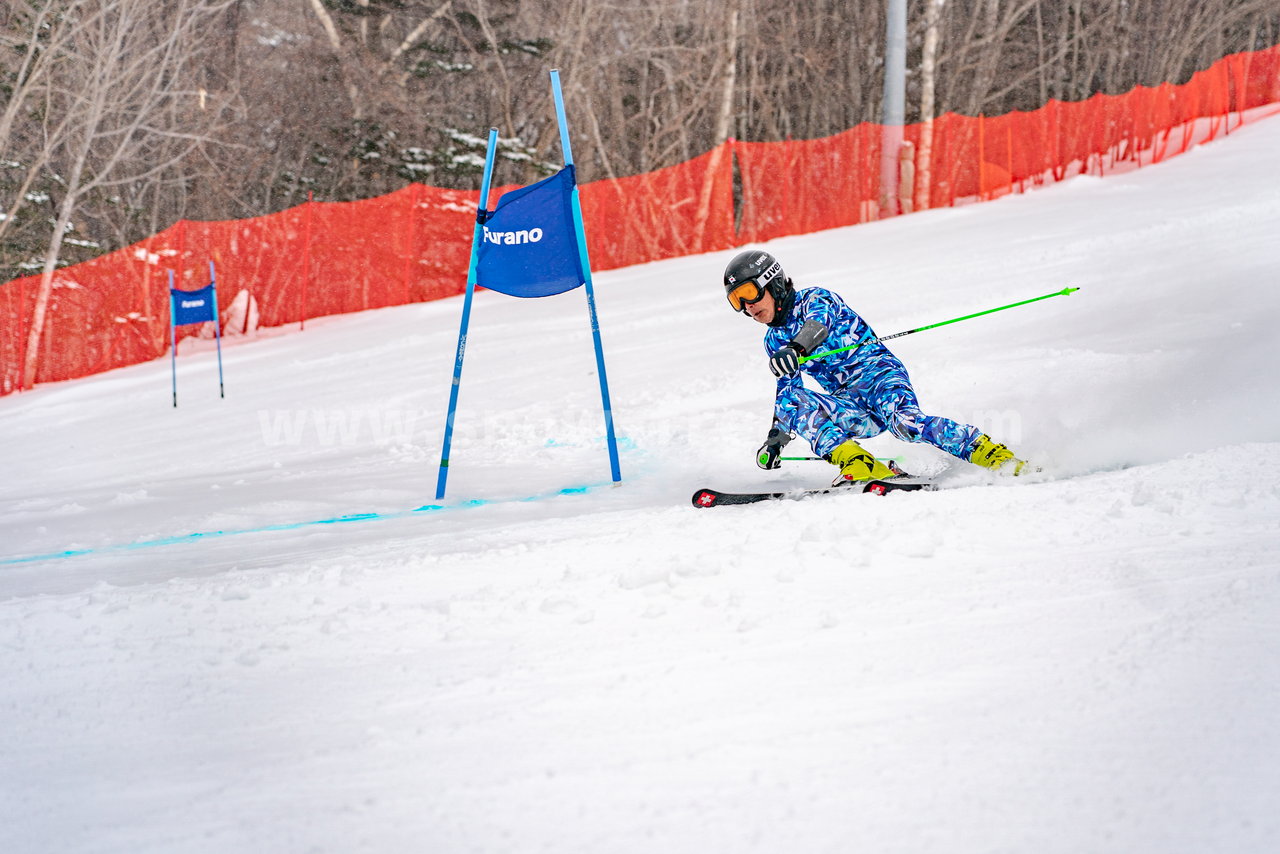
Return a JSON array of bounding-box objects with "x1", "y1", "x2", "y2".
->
[{"x1": 726, "y1": 280, "x2": 769, "y2": 312}]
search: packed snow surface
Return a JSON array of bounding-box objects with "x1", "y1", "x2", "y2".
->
[{"x1": 3, "y1": 114, "x2": 1280, "y2": 854}]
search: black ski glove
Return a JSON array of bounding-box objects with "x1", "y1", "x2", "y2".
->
[
  {"x1": 769, "y1": 344, "x2": 802, "y2": 378},
  {"x1": 756, "y1": 426, "x2": 793, "y2": 470},
  {"x1": 770, "y1": 320, "x2": 829, "y2": 378}
]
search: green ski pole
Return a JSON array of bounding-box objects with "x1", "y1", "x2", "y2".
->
[
  {"x1": 780, "y1": 455, "x2": 900, "y2": 463},
  {"x1": 799, "y1": 286, "x2": 1080, "y2": 364}
]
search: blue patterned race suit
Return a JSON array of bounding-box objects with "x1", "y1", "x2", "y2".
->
[{"x1": 766, "y1": 288, "x2": 981, "y2": 460}]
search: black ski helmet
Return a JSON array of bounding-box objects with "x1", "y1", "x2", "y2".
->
[{"x1": 723, "y1": 249, "x2": 794, "y2": 323}]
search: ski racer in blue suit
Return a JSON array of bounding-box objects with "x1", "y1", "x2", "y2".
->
[{"x1": 723, "y1": 249, "x2": 1028, "y2": 483}]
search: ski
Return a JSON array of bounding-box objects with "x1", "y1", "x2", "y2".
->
[{"x1": 691, "y1": 477, "x2": 935, "y2": 508}]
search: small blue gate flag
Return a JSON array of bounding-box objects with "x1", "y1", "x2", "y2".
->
[
  {"x1": 476, "y1": 166, "x2": 584, "y2": 298},
  {"x1": 170, "y1": 284, "x2": 217, "y2": 326}
]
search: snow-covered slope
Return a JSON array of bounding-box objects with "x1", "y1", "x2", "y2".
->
[{"x1": 2, "y1": 114, "x2": 1279, "y2": 854}]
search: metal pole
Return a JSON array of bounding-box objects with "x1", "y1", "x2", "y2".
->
[
  {"x1": 435, "y1": 128, "x2": 499, "y2": 500},
  {"x1": 168, "y1": 270, "x2": 178, "y2": 408},
  {"x1": 880, "y1": 0, "x2": 907, "y2": 216},
  {"x1": 210, "y1": 260, "x2": 224, "y2": 399},
  {"x1": 550, "y1": 69, "x2": 622, "y2": 484}
]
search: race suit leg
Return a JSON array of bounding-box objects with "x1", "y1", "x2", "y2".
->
[
  {"x1": 772, "y1": 380, "x2": 884, "y2": 459},
  {"x1": 858, "y1": 357, "x2": 982, "y2": 460}
]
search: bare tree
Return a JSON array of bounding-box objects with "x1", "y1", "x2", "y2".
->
[
  {"x1": 0, "y1": 0, "x2": 94, "y2": 249},
  {"x1": 6, "y1": 0, "x2": 1280, "y2": 304},
  {"x1": 692, "y1": 1, "x2": 739, "y2": 247},
  {"x1": 19, "y1": 0, "x2": 235, "y2": 389},
  {"x1": 916, "y1": 0, "x2": 943, "y2": 212}
]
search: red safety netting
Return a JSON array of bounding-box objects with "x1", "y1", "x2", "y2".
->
[
  {"x1": 739, "y1": 45, "x2": 1280, "y2": 242},
  {"x1": 736, "y1": 124, "x2": 883, "y2": 244},
  {"x1": 2, "y1": 44, "x2": 1277, "y2": 396},
  {"x1": 579, "y1": 142, "x2": 737, "y2": 269}
]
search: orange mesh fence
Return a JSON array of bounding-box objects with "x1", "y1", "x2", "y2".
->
[
  {"x1": 177, "y1": 183, "x2": 488, "y2": 327},
  {"x1": 1, "y1": 231, "x2": 180, "y2": 391},
  {"x1": 2, "y1": 44, "x2": 1278, "y2": 396},
  {"x1": 580, "y1": 143, "x2": 737, "y2": 269},
  {"x1": 736, "y1": 124, "x2": 883, "y2": 244},
  {"x1": 738, "y1": 45, "x2": 1279, "y2": 242}
]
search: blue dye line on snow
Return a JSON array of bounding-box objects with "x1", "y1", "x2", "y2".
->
[{"x1": 1, "y1": 483, "x2": 609, "y2": 567}]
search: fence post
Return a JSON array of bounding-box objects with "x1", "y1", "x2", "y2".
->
[
  {"x1": 16, "y1": 277, "x2": 29, "y2": 390},
  {"x1": 401, "y1": 183, "x2": 422, "y2": 305},
  {"x1": 978, "y1": 113, "x2": 986, "y2": 200},
  {"x1": 177, "y1": 218, "x2": 187, "y2": 289},
  {"x1": 1005, "y1": 119, "x2": 1013, "y2": 195},
  {"x1": 301, "y1": 191, "x2": 313, "y2": 330}
]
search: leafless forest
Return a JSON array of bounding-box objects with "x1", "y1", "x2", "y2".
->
[{"x1": 2, "y1": 0, "x2": 1278, "y2": 282}]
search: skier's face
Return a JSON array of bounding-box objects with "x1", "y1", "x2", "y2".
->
[{"x1": 745, "y1": 290, "x2": 775, "y2": 324}]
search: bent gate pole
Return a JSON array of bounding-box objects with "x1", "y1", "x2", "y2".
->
[
  {"x1": 551, "y1": 69, "x2": 622, "y2": 484},
  {"x1": 435, "y1": 128, "x2": 499, "y2": 500}
]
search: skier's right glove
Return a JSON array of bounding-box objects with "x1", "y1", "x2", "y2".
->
[
  {"x1": 768, "y1": 344, "x2": 802, "y2": 378},
  {"x1": 756, "y1": 426, "x2": 793, "y2": 470},
  {"x1": 769, "y1": 321, "x2": 829, "y2": 378}
]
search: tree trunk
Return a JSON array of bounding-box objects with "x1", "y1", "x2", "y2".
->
[
  {"x1": 306, "y1": 0, "x2": 363, "y2": 119},
  {"x1": 22, "y1": 152, "x2": 90, "y2": 389},
  {"x1": 693, "y1": 4, "x2": 738, "y2": 250},
  {"x1": 916, "y1": 0, "x2": 943, "y2": 212}
]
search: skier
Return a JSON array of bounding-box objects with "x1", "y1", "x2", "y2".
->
[{"x1": 723, "y1": 249, "x2": 1029, "y2": 484}]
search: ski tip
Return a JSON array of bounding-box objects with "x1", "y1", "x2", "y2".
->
[
  {"x1": 863, "y1": 477, "x2": 936, "y2": 495},
  {"x1": 692, "y1": 489, "x2": 721, "y2": 508}
]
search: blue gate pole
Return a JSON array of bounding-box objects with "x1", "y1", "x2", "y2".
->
[
  {"x1": 550, "y1": 69, "x2": 622, "y2": 483},
  {"x1": 209, "y1": 260, "x2": 225, "y2": 398},
  {"x1": 436, "y1": 127, "x2": 500, "y2": 500},
  {"x1": 168, "y1": 270, "x2": 178, "y2": 408}
]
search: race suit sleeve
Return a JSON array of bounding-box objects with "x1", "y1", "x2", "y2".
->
[
  {"x1": 795, "y1": 291, "x2": 842, "y2": 339},
  {"x1": 792, "y1": 318, "x2": 829, "y2": 355}
]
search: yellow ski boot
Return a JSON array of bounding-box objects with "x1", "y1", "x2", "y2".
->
[
  {"x1": 968, "y1": 434, "x2": 1029, "y2": 476},
  {"x1": 828, "y1": 440, "x2": 900, "y2": 484}
]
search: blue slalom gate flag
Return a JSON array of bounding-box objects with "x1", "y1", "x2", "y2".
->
[
  {"x1": 168, "y1": 264, "x2": 225, "y2": 407},
  {"x1": 435, "y1": 71, "x2": 621, "y2": 501},
  {"x1": 170, "y1": 284, "x2": 217, "y2": 326},
  {"x1": 475, "y1": 167, "x2": 584, "y2": 298}
]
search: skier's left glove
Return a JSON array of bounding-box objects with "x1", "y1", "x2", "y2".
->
[
  {"x1": 756, "y1": 426, "x2": 793, "y2": 470},
  {"x1": 769, "y1": 344, "x2": 803, "y2": 378}
]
